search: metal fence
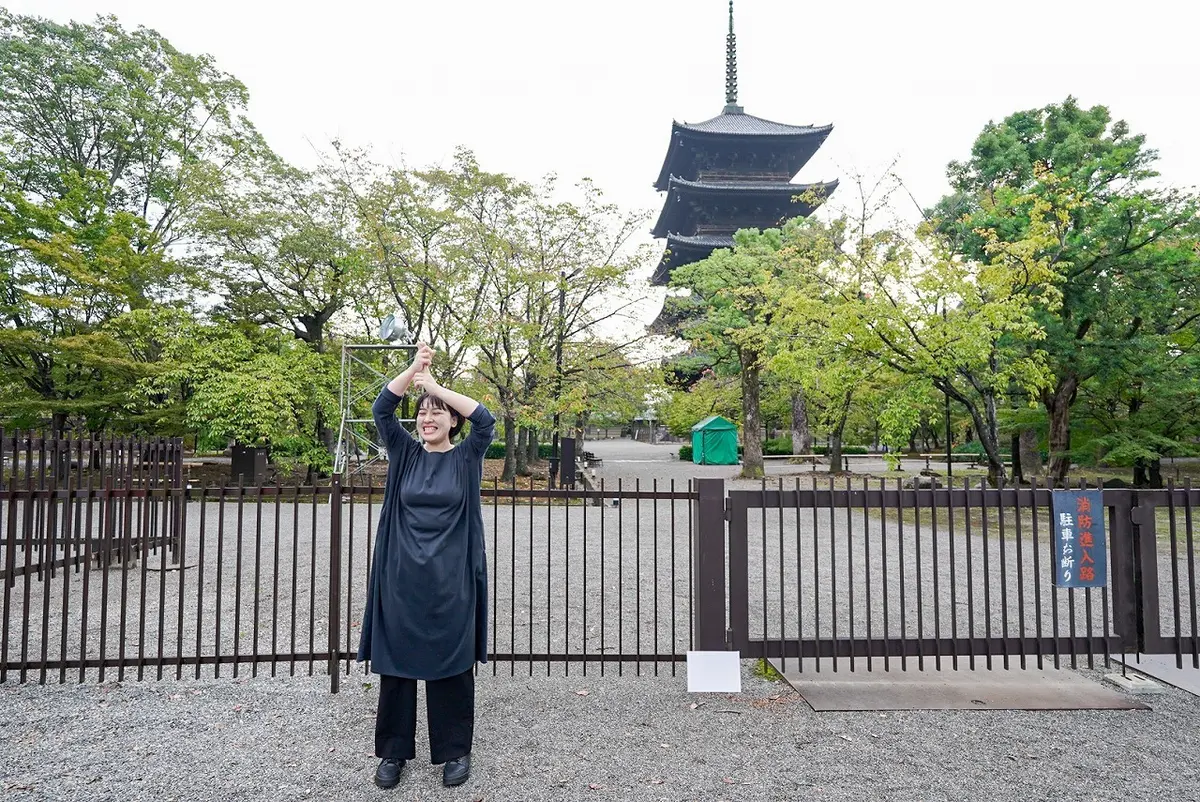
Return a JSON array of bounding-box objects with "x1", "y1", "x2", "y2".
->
[
  {"x1": 0, "y1": 476, "x2": 697, "y2": 689},
  {"x1": 698, "y1": 477, "x2": 1199, "y2": 675},
  {"x1": 2, "y1": 452, "x2": 1196, "y2": 691}
]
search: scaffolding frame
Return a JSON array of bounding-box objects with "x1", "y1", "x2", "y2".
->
[{"x1": 334, "y1": 343, "x2": 416, "y2": 476}]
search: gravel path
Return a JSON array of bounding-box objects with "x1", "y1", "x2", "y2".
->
[{"x1": 3, "y1": 662, "x2": 1200, "y2": 802}]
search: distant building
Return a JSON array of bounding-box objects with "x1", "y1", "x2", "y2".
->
[{"x1": 650, "y1": 1, "x2": 837, "y2": 298}]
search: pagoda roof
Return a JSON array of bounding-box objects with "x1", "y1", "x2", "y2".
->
[
  {"x1": 650, "y1": 234, "x2": 736, "y2": 285},
  {"x1": 654, "y1": 112, "x2": 833, "y2": 191},
  {"x1": 676, "y1": 110, "x2": 833, "y2": 137},
  {"x1": 651, "y1": 178, "x2": 837, "y2": 239},
  {"x1": 668, "y1": 176, "x2": 838, "y2": 195},
  {"x1": 669, "y1": 232, "x2": 736, "y2": 249}
]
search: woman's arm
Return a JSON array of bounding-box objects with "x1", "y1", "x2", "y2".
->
[
  {"x1": 374, "y1": 343, "x2": 434, "y2": 452},
  {"x1": 386, "y1": 343, "x2": 433, "y2": 397},
  {"x1": 411, "y1": 371, "x2": 478, "y2": 420},
  {"x1": 411, "y1": 371, "x2": 494, "y2": 457}
]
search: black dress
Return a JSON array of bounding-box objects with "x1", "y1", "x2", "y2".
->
[{"x1": 356, "y1": 387, "x2": 495, "y2": 679}]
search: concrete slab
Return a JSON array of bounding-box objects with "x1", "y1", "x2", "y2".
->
[
  {"x1": 770, "y1": 658, "x2": 1149, "y2": 711},
  {"x1": 1116, "y1": 653, "x2": 1200, "y2": 698}
]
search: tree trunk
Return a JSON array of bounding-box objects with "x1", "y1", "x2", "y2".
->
[
  {"x1": 316, "y1": 407, "x2": 334, "y2": 467},
  {"x1": 790, "y1": 390, "x2": 813, "y2": 455},
  {"x1": 938, "y1": 381, "x2": 1005, "y2": 485},
  {"x1": 1009, "y1": 433, "x2": 1023, "y2": 483},
  {"x1": 1019, "y1": 429, "x2": 1042, "y2": 479},
  {"x1": 828, "y1": 431, "x2": 844, "y2": 473},
  {"x1": 827, "y1": 390, "x2": 853, "y2": 473},
  {"x1": 501, "y1": 412, "x2": 517, "y2": 482},
  {"x1": 527, "y1": 427, "x2": 540, "y2": 465},
  {"x1": 1133, "y1": 457, "x2": 1163, "y2": 489},
  {"x1": 1043, "y1": 375, "x2": 1078, "y2": 487},
  {"x1": 515, "y1": 427, "x2": 529, "y2": 476},
  {"x1": 739, "y1": 349, "x2": 764, "y2": 479}
]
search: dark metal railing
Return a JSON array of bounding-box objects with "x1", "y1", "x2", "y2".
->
[
  {"x1": 3, "y1": 462, "x2": 1195, "y2": 691},
  {"x1": 1, "y1": 476, "x2": 698, "y2": 690},
  {"x1": 339, "y1": 478, "x2": 697, "y2": 680},
  {"x1": 705, "y1": 477, "x2": 1199, "y2": 674}
]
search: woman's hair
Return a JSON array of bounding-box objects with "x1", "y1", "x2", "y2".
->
[{"x1": 415, "y1": 392, "x2": 464, "y2": 440}]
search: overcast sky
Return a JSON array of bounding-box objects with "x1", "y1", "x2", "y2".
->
[{"x1": 12, "y1": 0, "x2": 1200, "y2": 329}]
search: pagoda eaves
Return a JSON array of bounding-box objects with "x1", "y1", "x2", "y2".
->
[
  {"x1": 651, "y1": 177, "x2": 839, "y2": 239},
  {"x1": 654, "y1": 113, "x2": 833, "y2": 191}
]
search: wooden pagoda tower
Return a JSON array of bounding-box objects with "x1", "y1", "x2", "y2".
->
[{"x1": 651, "y1": 1, "x2": 837, "y2": 287}]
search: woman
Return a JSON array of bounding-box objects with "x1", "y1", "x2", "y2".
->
[{"x1": 356, "y1": 342, "x2": 495, "y2": 789}]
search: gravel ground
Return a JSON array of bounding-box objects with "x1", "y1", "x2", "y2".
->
[{"x1": 3, "y1": 661, "x2": 1200, "y2": 802}]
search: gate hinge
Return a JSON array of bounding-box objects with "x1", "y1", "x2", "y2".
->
[
  {"x1": 725, "y1": 627, "x2": 734, "y2": 650},
  {"x1": 723, "y1": 502, "x2": 731, "y2": 521}
]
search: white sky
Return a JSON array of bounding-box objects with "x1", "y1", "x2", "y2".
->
[{"x1": 13, "y1": 0, "x2": 1200, "y2": 332}]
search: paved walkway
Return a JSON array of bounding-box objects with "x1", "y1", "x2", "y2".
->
[{"x1": 582, "y1": 439, "x2": 973, "y2": 489}]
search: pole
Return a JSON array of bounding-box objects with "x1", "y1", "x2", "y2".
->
[
  {"x1": 942, "y1": 302, "x2": 952, "y2": 478},
  {"x1": 549, "y1": 271, "x2": 567, "y2": 489},
  {"x1": 945, "y1": 390, "x2": 953, "y2": 478}
]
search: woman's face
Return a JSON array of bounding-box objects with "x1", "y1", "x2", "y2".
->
[{"x1": 416, "y1": 400, "x2": 458, "y2": 447}]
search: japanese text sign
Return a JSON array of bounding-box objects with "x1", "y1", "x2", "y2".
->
[{"x1": 1051, "y1": 490, "x2": 1106, "y2": 588}]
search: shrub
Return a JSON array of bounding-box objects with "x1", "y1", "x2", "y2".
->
[
  {"x1": 679, "y1": 445, "x2": 693, "y2": 461},
  {"x1": 812, "y1": 445, "x2": 870, "y2": 455},
  {"x1": 484, "y1": 442, "x2": 555, "y2": 460},
  {"x1": 764, "y1": 437, "x2": 793, "y2": 456}
]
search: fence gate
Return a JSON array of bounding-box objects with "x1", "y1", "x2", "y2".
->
[{"x1": 698, "y1": 478, "x2": 1199, "y2": 672}]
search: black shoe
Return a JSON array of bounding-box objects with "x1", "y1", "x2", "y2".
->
[
  {"x1": 442, "y1": 754, "x2": 471, "y2": 787},
  {"x1": 374, "y1": 757, "x2": 405, "y2": 789}
]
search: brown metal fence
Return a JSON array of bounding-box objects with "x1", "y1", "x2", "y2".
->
[
  {"x1": 702, "y1": 477, "x2": 1200, "y2": 674},
  {"x1": 0, "y1": 473, "x2": 697, "y2": 690},
  {"x1": 3, "y1": 437, "x2": 1196, "y2": 691}
]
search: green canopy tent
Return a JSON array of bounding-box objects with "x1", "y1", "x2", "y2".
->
[{"x1": 690, "y1": 415, "x2": 739, "y2": 465}]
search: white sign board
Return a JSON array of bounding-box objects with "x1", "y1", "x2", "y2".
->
[{"x1": 686, "y1": 650, "x2": 742, "y2": 693}]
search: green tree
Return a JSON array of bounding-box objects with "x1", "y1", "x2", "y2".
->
[
  {"x1": 662, "y1": 368, "x2": 740, "y2": 439},
  {"x1": 670, "y1": 228, "x2": 791, "y2": 478},
  {"x1": 135, "y1": 320, "x2": 337, "y2": 475},
  {"x1": 933, "y1": 97, "x2": 1200, "y2": 484},
  {"x1": 772, "y1": 194, "x2": 1062, "y2": 485},
  {"x1": 195, "y1": 156, "x2": 364, "y2": 356},
  {"x1": 0, "y1": 10, "x2": 259, "y2": 430}
]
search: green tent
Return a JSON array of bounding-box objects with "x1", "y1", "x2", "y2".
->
[{"x1": 691, "y1": 415, "x2": 739, "y2": 465}]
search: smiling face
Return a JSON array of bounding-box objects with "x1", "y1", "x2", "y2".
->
[{"x1": 415, "y1": 393, "x2": 462, "y2": 450}]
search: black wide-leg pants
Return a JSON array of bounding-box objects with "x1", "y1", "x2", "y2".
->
[{"x1": 375, "y1": 669, "x2": 474, "y2": 763}]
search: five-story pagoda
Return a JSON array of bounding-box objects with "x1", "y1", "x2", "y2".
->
[{"x1": 651, "y1": 1, "x2": 837, "y2": 287}]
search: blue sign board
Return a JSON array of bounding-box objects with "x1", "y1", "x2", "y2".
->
[{"x1": 1051, "y1": 490, "x2": 1106, "y2": 588}]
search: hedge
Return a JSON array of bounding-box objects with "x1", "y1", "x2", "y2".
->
[
  {"x1": 679, "y1": 441, "x2": 873, "y2": 461},
  {"x1": 484, "y1": 443, "x2": 555, "y2": 460}
]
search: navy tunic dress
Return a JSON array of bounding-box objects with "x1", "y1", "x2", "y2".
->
[{"x1": 356, "y1": 387, "x2": 496, "y2": 680}]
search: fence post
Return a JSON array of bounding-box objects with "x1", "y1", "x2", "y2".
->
[
  {"x1": 1130, "y1": 492, "x2": 1165, "y2": 654},
  {"x1": 328, "y1": 477, "x2": 343, "y2": 693},
  {"x1": 171, "y1": 438, "x2": 184, "y2": 565},
  {"x1": 692, "y1": 478, "x2": 727, "y2": 651},
  {"x1": 1108, "y1": 490, "x2": 1140, "y2": 653}
]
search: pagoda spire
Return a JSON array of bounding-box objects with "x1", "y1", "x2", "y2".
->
[{"x1": 724, "y1": 1, "x2": 743, "y2": 114}]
